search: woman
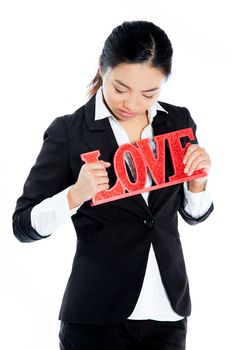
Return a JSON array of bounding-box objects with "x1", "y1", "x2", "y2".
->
[{"x1": 12, "y1": 20, "x2": 214, "y2": 349}]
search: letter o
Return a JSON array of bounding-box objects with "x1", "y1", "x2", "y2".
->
[{"x1": 114, "y1": 143, "x2": 146, "y2": 192}]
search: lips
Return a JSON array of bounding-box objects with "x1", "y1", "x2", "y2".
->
[{"x1": 118, "y1": 109, "x2": 136, "y2": 117}]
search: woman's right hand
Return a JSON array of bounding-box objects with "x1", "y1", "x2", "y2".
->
[{"x1": 67, "y1": 160, "x2": 111, "y2": 209}]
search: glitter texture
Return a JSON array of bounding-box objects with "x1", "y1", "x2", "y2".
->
[{"x1": 80, "y1": 128, "x2": 207, "y2": 206}]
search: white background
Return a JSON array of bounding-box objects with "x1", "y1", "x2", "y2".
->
[{"x1": 1, "y1": 0, "x2": 231, "y2": 349}]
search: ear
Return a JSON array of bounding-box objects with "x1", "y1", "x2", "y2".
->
[
  {"x1": 99, "y1": 68, "x2": 103, "y2": 78},
  {"x1": 98, "y1": 55, "x2": 104, "y2": 78}
]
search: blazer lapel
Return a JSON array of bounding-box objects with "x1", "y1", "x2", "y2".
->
[
  {"x1": 148, "y1": 108, "x2": 180, "y2": 207},
  {"x1": 83, "y1": 94, "x2": 120, "y2": 186},
  {"x1": 83, "y1": 94, "x2": 152, "y2": 216}
]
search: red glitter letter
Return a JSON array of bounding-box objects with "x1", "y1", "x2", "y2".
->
[
  {"x1": 114, "y1": 143, "x2": 147, "y2": 192},
  {"x1": 136, "y1": 137, "x2": 166, "y2": 185},
  {"x1": 166, "y1": 128, "x2": 204, "y2": 181},
  {"x1": 80, "y1": 150, "x2": 124, "y2": 205}
]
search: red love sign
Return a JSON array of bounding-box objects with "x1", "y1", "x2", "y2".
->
[{"x1": 81, "y1": 128, "x2": 207, "y2": 206}]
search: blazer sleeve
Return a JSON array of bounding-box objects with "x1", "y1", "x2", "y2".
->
[
  {"x1": 178, "y1": 107, "x2": 214, "y2": 225},
  {"x1": 12, "y1": 116, "x2": 75, "y2": 243}
]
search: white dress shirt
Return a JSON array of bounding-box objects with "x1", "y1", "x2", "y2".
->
[{"x1": 31, "y1": 87, "x2": 212, "y2": 321}]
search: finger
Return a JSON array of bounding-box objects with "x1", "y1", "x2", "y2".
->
[
  {"x1": 86, "y1": 171, "x2": 109, "y2": 185},
  {"x1": 95, "y1": 176, "x2": 110, "y2": 185},
  {"x1": 184, "y1": 146, "x2": 202, "y2": 166},
  {"x1": 98, "y1": 160, "x2": 111, "y2": 168},
  {"x1": 85, "y1": 162, "x2": 110, "y2": 171},
  {"x1": 195, "y1": 160, "x2": 210, "y2": 172},
  {"x1": 184, "y1": 148, "x2": 206, "y2": 172},
  {"x1": 86, "y1": 175, "x2": 109, "y2": 194},
  {"x1": 183, "y1": 144, "x2": 199, "y2": 164},
  {"x1": 185, "y1": 156, "x2": 209, "y2": 176},
  {"x1": 95, "y1": 183, "x2": 110, "y2": 193},
  {"x1": 185, "y1": 155, "x2": 206, "y2": 175},
  {"x1": 93, "y1": 169, "x2": 109, "y2": 177}
]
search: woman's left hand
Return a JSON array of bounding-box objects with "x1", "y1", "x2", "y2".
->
[{"x1": 183, "y1": 144, "x2": 211, "y2": 189}]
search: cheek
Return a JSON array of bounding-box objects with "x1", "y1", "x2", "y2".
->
[
  {"x1": 106, "y1": 94, "x2": 123, "y2": 107},
  {"x1": 142, "y1": 99, "x2": 155, "y2": 110},
  {"x1": 146, "y1": 95, "x2": 158, "y2": 107}
]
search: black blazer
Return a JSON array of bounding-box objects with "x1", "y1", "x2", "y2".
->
[{"x1": 12, "y1": 94, "x2": 214, "y2": 325}]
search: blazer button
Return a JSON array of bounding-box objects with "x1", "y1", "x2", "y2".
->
[{"x1": 143, "y1": 218, "x2": 154, "y2": 228}]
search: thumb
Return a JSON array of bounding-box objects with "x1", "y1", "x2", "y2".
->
[{"x1": 99, "y1": 160, "x2": 111, "y2": 168}]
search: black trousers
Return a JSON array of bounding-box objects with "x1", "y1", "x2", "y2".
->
[{"x1": 59, "y1": 318, "x2": 187, "y2": 350}]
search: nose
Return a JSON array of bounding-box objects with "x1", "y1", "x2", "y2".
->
[{"x1": 123, "y1": 95, "x2": 138, "y2": 112}]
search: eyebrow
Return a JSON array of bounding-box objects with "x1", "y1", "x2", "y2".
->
[{"x1": 113, "y1": 79, "x2": 159, "y2": 92}]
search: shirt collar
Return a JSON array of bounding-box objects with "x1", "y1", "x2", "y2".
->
[{"x1": 95, "y1": 87, "x2": 168, "y2": 123}]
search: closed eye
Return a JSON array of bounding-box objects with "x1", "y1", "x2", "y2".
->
[
  {"x1": 114, "y1": 87, "x2": 125, "y2": 94},
  {"x1": 114, "y1": 86, "x2": 154, "y2": 99},
  {"x1": 143, "y1": 95, "x2": 154, "y2": 99}
]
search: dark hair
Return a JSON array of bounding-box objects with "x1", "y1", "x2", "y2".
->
[{"x1": 87, "y1": 20, "x2": 173, "y2": 99}]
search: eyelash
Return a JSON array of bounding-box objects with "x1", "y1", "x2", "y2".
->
[{"x1": 114, "y1": 87, "x2": 154, "y2": 99}]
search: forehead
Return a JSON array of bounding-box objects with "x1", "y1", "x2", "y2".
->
[{"x1": 107, "y1": 63, "x2": 165, "y2": 88}]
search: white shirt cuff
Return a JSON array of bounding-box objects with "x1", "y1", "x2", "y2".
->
[
  {"x1": 30, "y1": 185, "x2": 82, "y2": 237},
  {"x1": 183, "y1": 181, "x2": 213, "y2": 219}
]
